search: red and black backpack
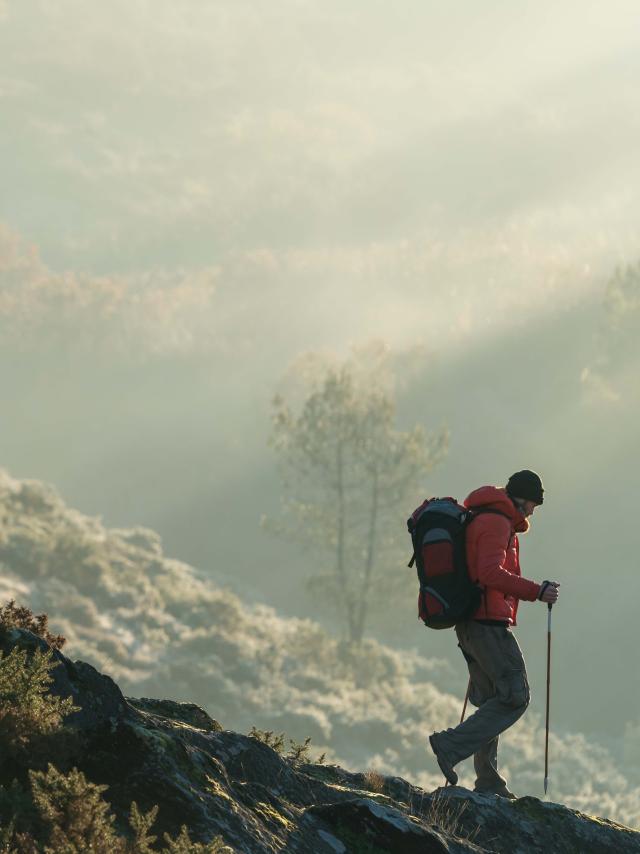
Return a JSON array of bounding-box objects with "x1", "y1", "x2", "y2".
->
[{"x1": 407, "y1": 497, "x2": 509, "y2": 629}]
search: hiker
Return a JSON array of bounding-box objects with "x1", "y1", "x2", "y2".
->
[{"x1": 428, "y1": 470, "x2": 560, "y2": 798}]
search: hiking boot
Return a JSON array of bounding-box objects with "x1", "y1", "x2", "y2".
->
[
  {"x1": 429, "y1": 734, "x2": 458, "y2": 786},
  {"x1": 474, "y1": 784, "x2": 517, "y2": 799}
]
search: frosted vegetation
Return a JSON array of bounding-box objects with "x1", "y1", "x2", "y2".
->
[
  {"x1": 0, "y1": 224, "x2": 219, "y2": 358},
  {"x1": 0, "y1": 470, "x2": 637, "y2": 828}
]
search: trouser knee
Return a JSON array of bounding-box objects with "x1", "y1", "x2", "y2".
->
[
  {"x1": 498, "y1": 671, "x2": 530, "y2": 713},
  {"x1": 512, "y1": 694, "x2": 530, "y2": 718}
]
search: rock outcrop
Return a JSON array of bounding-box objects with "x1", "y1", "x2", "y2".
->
[{"x1": 2, "y1": 627, "x2": 638, "y2": 854}]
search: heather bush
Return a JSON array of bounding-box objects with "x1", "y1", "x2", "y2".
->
[
  {"x1": 0, "y1": 645, "x2": 80, "y2": 777},
  {"x1": 0, "y1": 766, "x2": 233, "y2": 853},
  {"x1": 248, "y1": 727, "x2": 320, "y2": 766},
  {"x1": 0, "y1": 602, "x2": 65, "y2": 650},
  {"x1": 30, "y1": 765, "x2": 118, "y2": 853}
]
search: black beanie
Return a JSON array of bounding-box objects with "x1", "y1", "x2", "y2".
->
[{"x1": 506, "y1": 470, "x2": 544, "y2": 504}]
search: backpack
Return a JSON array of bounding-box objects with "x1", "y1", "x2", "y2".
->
[{"x1": 407, "y1": 497, "x2": 509, "y2": 629}]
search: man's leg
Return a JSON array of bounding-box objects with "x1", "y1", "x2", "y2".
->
[
  {"x1": 430, "y1": 622, "x2": 530, "y2": 776},
  {"x1": 456, "y1": 628, "x2": 508, "y2": 792},
  {"x1": 473, "y1": 735, "x2": 508, "y2": 793}
]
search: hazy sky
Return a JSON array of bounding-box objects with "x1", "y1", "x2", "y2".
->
[
  {"x1": 2, "y1": 1, "x2": 640, "y2": 354},
  {"x1": 0, "y1": 3, "x2": 639, "y2": 757}
]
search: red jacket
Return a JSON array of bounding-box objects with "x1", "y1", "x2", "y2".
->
[{"x1": 464, "y1": 486, "x2": 541, "y2": 625}]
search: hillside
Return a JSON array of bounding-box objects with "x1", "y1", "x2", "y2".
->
[
  {"x1": 0, "y1": 622, "x2": 638, "y2": 853},
  {"x1": 0, "y1": 469, "x2": 638, "y2": 829}
]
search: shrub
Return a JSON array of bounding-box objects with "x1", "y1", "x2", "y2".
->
[
  {"x1": 0, "y1": 646, "x2": 78, "y2": 763},
  {"x1": 0, "y1": 766, "x2": 234, "y2": 853},
  {"x1": 30, "y1": 764, "x2": 119, "y2": 853},
  {"x1": 248, "y1": 727, "x2": 316, "y2": 765},
  {"x1": 127, "y1": 802, "x2": 160, "y2": 853},
  {"x1": 160, "y1": 825, "x2": 234, "y2": 853},
  {"x1": 0, "y1": 779, "x2": 39, "y2": 853},
  {"x1": 248, "y1": 727, "x2": 285, "y2": 754},
  {"x1": 286, "y1": 736, "x2": 312, "y2": 766},
  {"x1": 0, "y1": 602, "x2": 65, "y2": 650}
]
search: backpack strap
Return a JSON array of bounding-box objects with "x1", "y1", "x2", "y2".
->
[
  {"x1": 468, "y1": 508, "x2": 515, "y2": 546},
  {"x1": 469, "y1": 508, "x2": 512, "y2": 522},
  {"x1": 407, "y1": 506, "x2": 510, "y2": 568}
]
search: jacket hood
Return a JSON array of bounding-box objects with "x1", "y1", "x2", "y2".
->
[{"x1": 464, "y1": 485, "x2": 529, "y2": 533}]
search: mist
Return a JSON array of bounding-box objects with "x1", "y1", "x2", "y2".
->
[{"x1": 1, "y1": 0, "x2": 639, "y2": 821}]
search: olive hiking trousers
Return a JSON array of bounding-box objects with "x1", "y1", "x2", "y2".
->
[{"x1": 433, "y1": 620, "x2": 530, "y2": 791}]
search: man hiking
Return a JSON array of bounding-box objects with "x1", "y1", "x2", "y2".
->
[{"x1": 428, "y1": 469, "x2": 560, "y2": 798}]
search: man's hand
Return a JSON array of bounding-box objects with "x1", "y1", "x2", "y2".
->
[{"x1": 538, "y1": 581, "x2": 560, "y2": 604}]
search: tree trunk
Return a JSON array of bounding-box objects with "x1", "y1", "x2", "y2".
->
[
  {"x1": 335, "y1": 442, "x2": 356, "y2": 641},
  {"x1": 352, "y1": 467, "x2": 379, "y2": 644}
]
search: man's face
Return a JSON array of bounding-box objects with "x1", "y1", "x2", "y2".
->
[{"x1": 514, "y1": 497, "x2": 540, "y2": 518}]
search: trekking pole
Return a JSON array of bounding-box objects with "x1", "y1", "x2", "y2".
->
[
  {"x1": 444, "y1": 678, "x2": 471, "y2": 787},
  {"x1": 544, "y1": 603, "x2": 552, "y2": 795},
  {"x1": 460, "y1": 677, "x2": 471, "y2": 724}
]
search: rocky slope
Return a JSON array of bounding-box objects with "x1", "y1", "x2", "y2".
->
[
  {"x1": 0, "y1": 469, "x2": 638, "y2": 828},
  {"x1": 1, "y1": 625, "x2": 639, "y2": 854}
]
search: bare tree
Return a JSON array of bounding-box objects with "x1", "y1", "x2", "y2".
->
[{"x1": 267, "y1": 347, "x2": 448, "y2": 644}]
